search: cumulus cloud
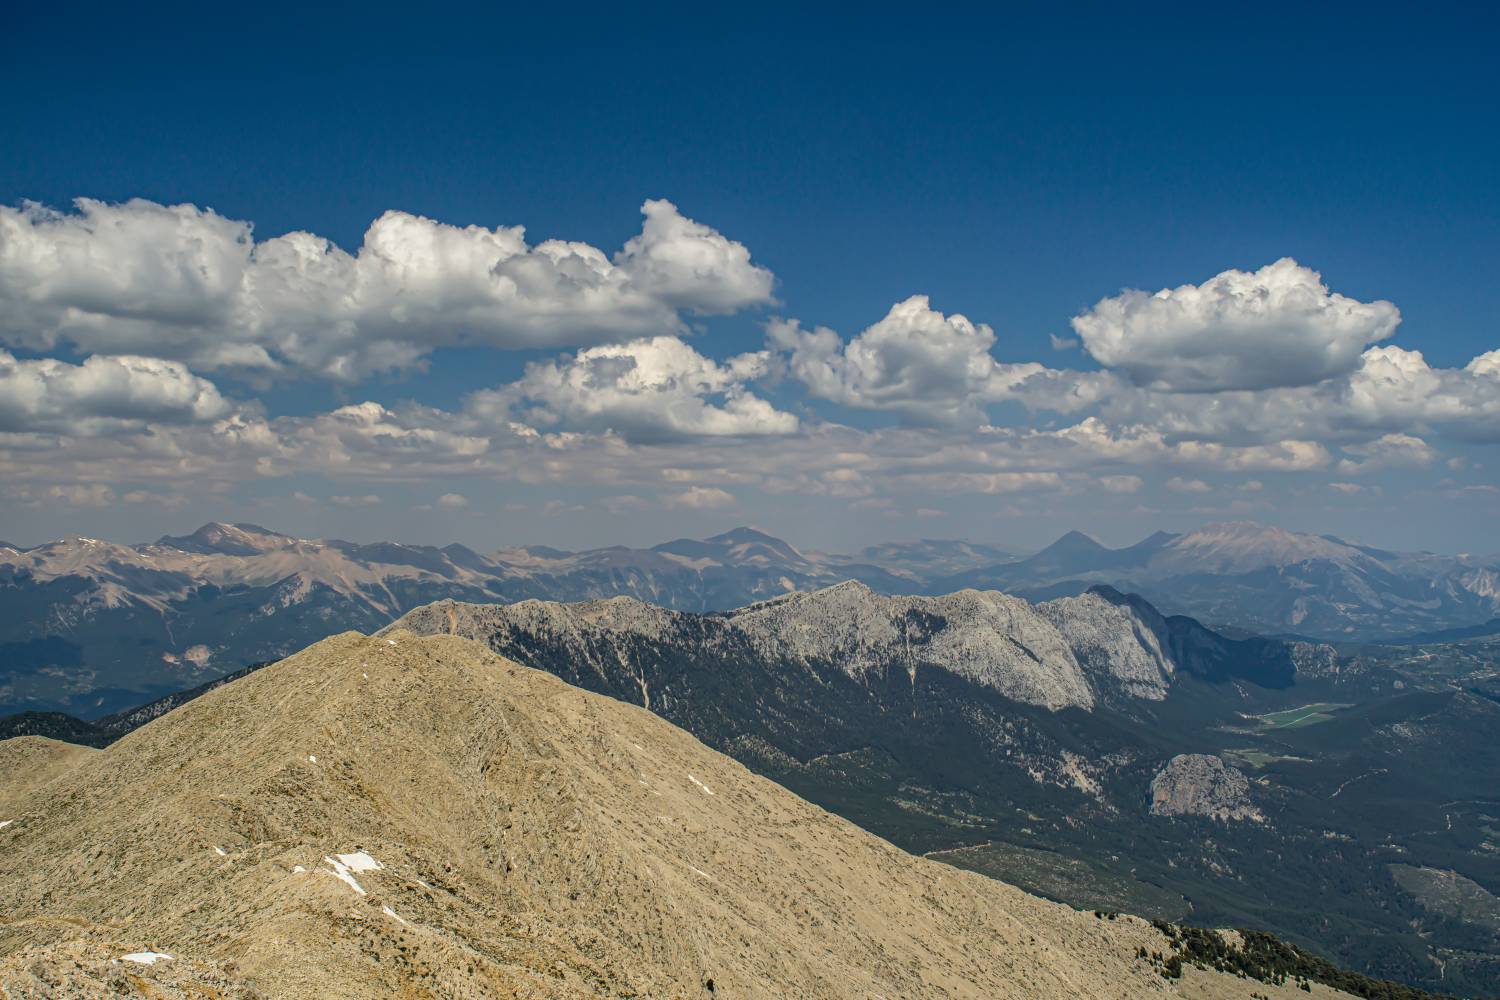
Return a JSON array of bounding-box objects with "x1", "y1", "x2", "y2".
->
[
  {"x1": 0, "y1": 197, "x2": 774, "y2": 380},
  {"x1": 437, "y1": 492, "x2": 469, "y2": 508},
  {"x1": 0, "y1": 349, "x2": 230, "y2": 435},
  {"x1": 1166, "y1": 476, "x2": 1212, "y2": 494},
  {"x1": 1097, "y1": 344, "x2": 1500, "y2": 448},
  {"x1": 769, "y1": 295, "x2": 1111, "y2": 426},
  {"x1": 472, "y1": 336, "x2": 797, "y2": 441},
  {"x1": 1072, "y1": 258, "x2": 1400, "y2": 391},
  {"x1": 669, "y1": 486, "x2": 736, "y2": 509},
  {"x1": 1335, "y1": 432, "x2": 1436, "y2": 474}
]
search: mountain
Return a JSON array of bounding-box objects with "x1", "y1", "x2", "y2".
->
[
  {"x1": 0, "y1": 523, "x2": 909, "y2": 716},
  {"x1": 939, "y1": 522, "x2": 1500, "y2": 641},
  {"x1": 0, "y1": 627, "x2": 1343, "y2": 999},
  {"x1": 3, "y1": 517, "x2": 1495, "y2": 717},
  {"x1": 840, "y1": 537, "x2": 1018, "y2": 577},
  {"x1": 381, "y1": 587, "x2": 1500, "y2": 995}
]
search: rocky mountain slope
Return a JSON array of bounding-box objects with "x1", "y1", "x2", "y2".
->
[
  {"x1": 940, "y1": 521, "x2": 1500, "y2": 641},
  {"x1": 390, "y1": 582, "x2": 1327, "y2": 715},
  {"x1": 382, "y1": 588, "x2": 1500, "y2": 995},
  {"x1": 0, "y1": 628, "x2": 1338, "y2": 999}
]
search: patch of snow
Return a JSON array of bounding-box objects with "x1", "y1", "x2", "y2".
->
[
  {"x1": 323, "y1": 855, "x2": 368, "y2": 895},
  {"x1": 689, "y1": 865, "x2": 712, "y2": 879},
  {"x1": 381, "y1": 904, "x2": 408, "y2": 924},
  {"x1": 362, "y1": 672, "x2": 369, "y2": 679},
  {"x1": 213, "y1": 846, "x2": 227, "y2": 856},
  {"x1": 386, "y1": 639, "x2": 397, "y2": 646},
  {"x1": 0, "y1": 820, "x2": 12, "y2": 830},
  {"x1": 292, "y1": 865, "x2": 307, "y2": 873},
  {"x1": 335, "y1": 851, "x2": 383, "y2": 872},
  {"x1": 121, "y1": 952, "x2": 172, "y2": 965},
  {"x1": 687, "y1": 773, "x2": 714, "y2": 796},
  {"x1": 308, "y1": 754, "x2": 317, "y2": 762}
]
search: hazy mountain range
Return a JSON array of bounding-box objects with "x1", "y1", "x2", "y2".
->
[
  {"x1": 2, "y1": 518, "x2": 1497, "y2": 717},
  {"x1": 942, "y1": 521, "x2": 1500, "y2": 641}
]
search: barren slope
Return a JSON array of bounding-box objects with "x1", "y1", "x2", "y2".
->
[{"x1": 0, "y1": 630, "x2": 1346, "y2": 998}]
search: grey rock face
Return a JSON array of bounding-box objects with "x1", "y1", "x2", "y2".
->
[{"x1": 1148, "y1": 754, "x2": 1262, "y2": 822}]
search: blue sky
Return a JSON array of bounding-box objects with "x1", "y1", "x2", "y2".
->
[{"x1": 1, "y1": 3, "x2": 1497, "y2": 552}]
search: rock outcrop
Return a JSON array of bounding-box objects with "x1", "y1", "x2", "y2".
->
[{"x1": 1149, "y1": 754, "x2": 1263, "y2": 822}]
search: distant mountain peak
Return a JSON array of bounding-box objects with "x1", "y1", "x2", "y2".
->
[
  {"x1": 158, "y1": 522, "x2": 297, "y2": 556},
  {"x1": 1049, "y1": 529, "x2": 1106, "y2": 550}
]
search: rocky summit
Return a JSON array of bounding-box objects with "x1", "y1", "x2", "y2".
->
[{"x1": 0, "y1": 629, "x2": 1355, "y2": 999}]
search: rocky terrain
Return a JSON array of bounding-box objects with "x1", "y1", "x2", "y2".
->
[
  {"x1": 0, "y1": 628, "x2": 1348, "y2": 999},
  {"x1": 1149, "y1": 755, "x2": 1263, "y2": 823},
  {"x1": 390, "y1": 581, "x2": 1321, "y2": 716}
]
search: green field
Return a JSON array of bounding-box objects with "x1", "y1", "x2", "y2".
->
[
  {"x1": 1251, "y1": 702, "x2": 1353, "y2": 730},
  {"x1": 1220, "y1": 747, "x2": 1306, "y2": 769}
]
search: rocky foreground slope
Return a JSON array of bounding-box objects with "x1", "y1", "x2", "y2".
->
[{"x1": 0, "y1": 629, "x2": 1352, "y2": 999}]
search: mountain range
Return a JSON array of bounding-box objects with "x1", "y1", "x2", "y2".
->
[
  {"x1": 0, "y1": 626, "x2": 1464, "y2": 999},
  {"x1": 3, "y1": 519, "x2": 1497, "y2": 717},
  {"x1": 940, "y1": 522, "x2": 1500, "y2": 641}
]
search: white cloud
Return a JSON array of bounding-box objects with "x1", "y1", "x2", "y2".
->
[
  {"x1": 1048, "y1": 333, "x2": 1080, "y2": 351},
  {"x1": 769, "y1": 295, "x2": 1110, "y2": 426},
  {"x1": 0, "y1": 350, "x2": 230, "y2": 435},
  {"x1": 1335, "y1": 432, "x2": 1436, "y2": 474},
  {"x1": 47, "y1": 483, "x2": 117, "y2": 507},
  {"x1": 330, "y1": 493, "x2": 382, "y2": 507},
  {"x1": 474, "y1": 336, "x2": 797, "y2": 441},
  {"x1": 437, "y1": 492, "x2": 469, "y2": 508},
  {"x1": 0, "y1": 197, "x2": 774, "y2": 380},
  {"x1": 1166, "y1": 476, "x2": 1211, "y2": 494},
  {"x1": 1072, "y1": 258, "x2": 1400, "y2": 391},
  {"x1": 1097, "y1": 474, "x2": 1143, "y2": 494},
  {"x1": 669, "y1": 486, "x2": 736, "y2": 509}
]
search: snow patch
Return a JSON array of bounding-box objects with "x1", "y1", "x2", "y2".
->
[
  {"x1": 323, "y1": 857, "x2": 367, "y2": 895},
  {"x1": 213, "y1": 846, "x2": 227, "y2": 856},
  {"x1": 121, "y1": 952, "x2": 172, "y2": 965},
  {"x1": 0, "y1": 820, "x2": 12, "y2": 830},
  {"x1": 386, "y1": 639, "x2": 397, "y2": 646},
  {"x1": 292, "y1": 865, "x2": 307, "y2": 873},
  {"x1": 307, "y1": 754, "x2": 317, "y2": 762},
  {"x1": 381, "y1": 904, "x2": 408, "y2": 924},
  {"x1": 687, "y1": 773, "x2": 715, "y2": 796},
  {"x1": 335, "y1": 851, "x2": 383, "y2": 872}
]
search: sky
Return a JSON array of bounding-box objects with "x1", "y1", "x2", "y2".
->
[{"x1": 1, "y1": 3, "x2": 1497, "y2": 553}]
